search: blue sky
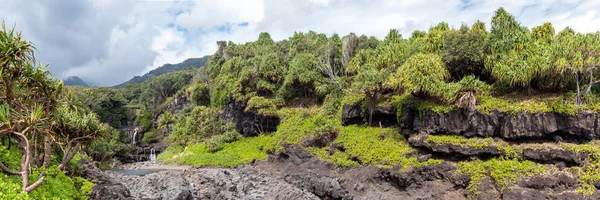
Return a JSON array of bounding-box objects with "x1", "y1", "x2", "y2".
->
[{"x1": 1, "y1": 0, "x2": 599, "y2": 86}]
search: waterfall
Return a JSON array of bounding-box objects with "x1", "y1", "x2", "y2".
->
[
  {"x1": 150, "y1": 148, "x2": 156, "y2": 163},
  {"x1": 132, "y1": 128, "x2": 139, "y2": 145}
]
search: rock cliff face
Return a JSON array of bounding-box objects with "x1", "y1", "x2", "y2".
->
[
  {"x1": 400, "y1": 107, "x2": 599, "y2": 140},
  {"x1": 340, "y1": 102, "x2": 600, "y2": 199},
  {"x1": 220, "y1": 99, "x2": 280, "y2": 137},
  {"x1": 341, "y1": 102, "x2": 398, "y2": 127}
]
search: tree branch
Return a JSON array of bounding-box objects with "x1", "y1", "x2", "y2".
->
[
  {"x1": 24, "y1": 172, "x2": 46, "y2": 192},
  {"x1": 0, "y1": 160, "x2": 22, "y2": 175}
]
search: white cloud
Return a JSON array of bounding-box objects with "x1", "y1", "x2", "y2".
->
[{"x1": 2, "y1": 0, "x2": 600, "y2": 86}]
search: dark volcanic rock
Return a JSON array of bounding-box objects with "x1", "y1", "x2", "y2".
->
[
  {"x1": 398, "y1": 106, "x2": 600, "y2": 140},
  {"x1": 78, "y1": 158, "x2": 133, "y2": 200},
  {"x1": 303, "y1": 131, "x2": 338, "y2": 148},
  {"x1": 502, "y1": 186, "x2": 600, "y2": 200},
  {"x1": 372, "y1": 104, "x2": 398, "y2": 127},
  {"x1": 90, "y1": 183, "x2": 132, "y2": 200},
  {"x1": 165, "y1": 93, "x2": 191, "y2": 113},
  {"x1": 342, "y1": 102, "x2": 398, "y2": 127},
  {"x1": 517, "y1": 171, "x2": 578, "y2": 191},
  {"x1": 220, "y1": 98, "x2": 280, "y2": 137},
  {"x1": 522, "y1": 146, "x2": 588, "y2": 166},
  {"x1": 408, "y1": 132, "x2": 505, "y2": 157},
  {"x1": 379, "y1": 162, "x2": 469, "y2": 190},
  {"x1": 342, "y1": 101, "x2": 364, "y2": 126},
  {"x1": 187, "y1": 166, "x2": 319, "y2": 200}
]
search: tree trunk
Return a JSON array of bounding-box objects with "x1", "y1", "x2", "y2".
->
[
  {"x1": 20, "y1": 138, "x2": 31, "y2": 192},
  {"x1": 367, "y1": 92, "x2": 378, "y2": 126},
  {"x1": 42, "y1": 135, "x2": 51, "y2": 168},
  {"x1": 58, "y1": 143, "x2": 81, "y2": 171},
  {"x1": 575, "y1": 71, "x2": 583, "y2": 106}
]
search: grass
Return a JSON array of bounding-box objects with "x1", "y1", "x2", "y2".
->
[
  {"x1": 158, "y1": 106, "x2": 443, "y2": 170},
  {"x1": 160, "y1": 134, "x2": 275, "y2": 167}
]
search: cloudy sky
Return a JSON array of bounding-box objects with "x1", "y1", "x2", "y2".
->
[{"x1": 1, "y1": 0, "x2": 599, "y2": 86}]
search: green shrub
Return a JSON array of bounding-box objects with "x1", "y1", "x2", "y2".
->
[
  {"x1": 73, "y1": 177, "x2": 95, "y2": 199},
  {"x1": 188, "y1": 82, "x2": 210, "y2": 106},
  {"x1": 458, "y1": 158, "x2": 545, "y2": 196},
  {"x1": 157, "y1": 145, "x2": 184, "y2": 162},
  {"x1": 169, "y1": 106, "x2": 237, "y2": 146},
  {"x1": 142, "y1": 129, "x2": 161, "y2": 143},
  {"x1": 135, "y1": 108, "x2": 153, "y2": 130},
  {"x1": 175, "y1": 134, "x2": 275, "y2": 167},
  {"x1": 206, "y1": 130, "x2": 243, "y2": 152},
  {"x1": 245, "y1": 96, "x2": 278, "y2": 116}
]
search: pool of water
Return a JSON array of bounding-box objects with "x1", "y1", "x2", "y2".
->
[{"x1": 110, "y1": 169, "x2": 163, "y2": 176}]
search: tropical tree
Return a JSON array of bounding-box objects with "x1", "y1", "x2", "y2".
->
[
  {"x1": 442, "y1": 22, "x2": 489, "y2": 80},
  {"x1": 157, "y1": 111, "x2": 175, "y2": 136},
  {"x1": 392, "y1": 53, "x2": 451, "y2": 101},
  {"x1": 485, "y1": 8, "x2": 554, "y2": 91},
  {"x1": 348, "y1": 29, "x2": 410, "y2": 126},
  {"x1": 0, "y1": 22, "x2": 61, "y2": 192},
  {"x1": 552, "y1": 31, "x2": 600, "y2": 105}
]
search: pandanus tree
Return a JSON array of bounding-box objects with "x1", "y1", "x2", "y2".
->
[
  {"x1": 348, "y1": 29, "x2": 410, "y2": 126},
  {"x1": 552, "y1": 30, "x2": 600, "y2": 105},
  {"x1": 50, "y1": 104, "x2": 102, "y2": 170},
  {"x1": 0, "y1": 22, "x2": 62, "y2": 192},
  {"x1": 0, "y1": 22, "x2": 102, "y2": 193}
]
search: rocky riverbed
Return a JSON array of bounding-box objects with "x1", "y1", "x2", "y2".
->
[{"x1": 84, "y1": 148, "x2": 472, "y2": 200}]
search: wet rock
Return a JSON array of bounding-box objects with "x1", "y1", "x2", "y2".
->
[
  {"x1": 220, "y1": 98, "x2": 280, "y2": 137},
  {"x1": 174, "y1": 190, "x2": 193, "y2": 200},
  {"x1": 284, "y1": 170, "x2": 348, "y2": 199}
]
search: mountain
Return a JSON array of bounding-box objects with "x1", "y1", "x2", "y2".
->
[
  {"x1": 114, "y1": 56, "x2": 210, "y2": 88},
  {"x1": 63, "y1": 76, "x2": 89, "y2": 87}
]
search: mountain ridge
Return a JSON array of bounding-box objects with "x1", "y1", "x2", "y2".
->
[
  {"x1": 63, "y1": 76, "x2": 90, "y2": 87},
  {"x1": 113, "y1": 55, "x2": 210, "y2": 88}
]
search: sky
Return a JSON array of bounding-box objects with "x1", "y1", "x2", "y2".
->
[{"x1": 1, "y1": 0, "x2": 599, "y2": 86}]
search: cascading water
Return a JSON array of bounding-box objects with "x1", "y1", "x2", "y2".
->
[
  {"x1": 132, "y1": 128, "x2": 139, "y2": 145},
  {"x1": 150, "y1": 148, "x2": 156, "y2": 163}
]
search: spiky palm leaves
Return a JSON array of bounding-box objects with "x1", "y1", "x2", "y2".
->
[
  {"x1": 0, "y1": 22, "x2": 87, "y2": 192},
  {"x1": 51, "y1": 105, "x2": 101, "y2": 170}
]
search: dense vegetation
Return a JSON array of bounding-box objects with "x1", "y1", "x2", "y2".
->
[
  {"x1": 148, "y1": 7, "x2": 600, "y2": 197},
  {"x1": 0, "y1": 22, "x2": 109, "y2": 198},
  {"x1": 4, "y1": 6, "x2": 600, "y2": 198}
]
